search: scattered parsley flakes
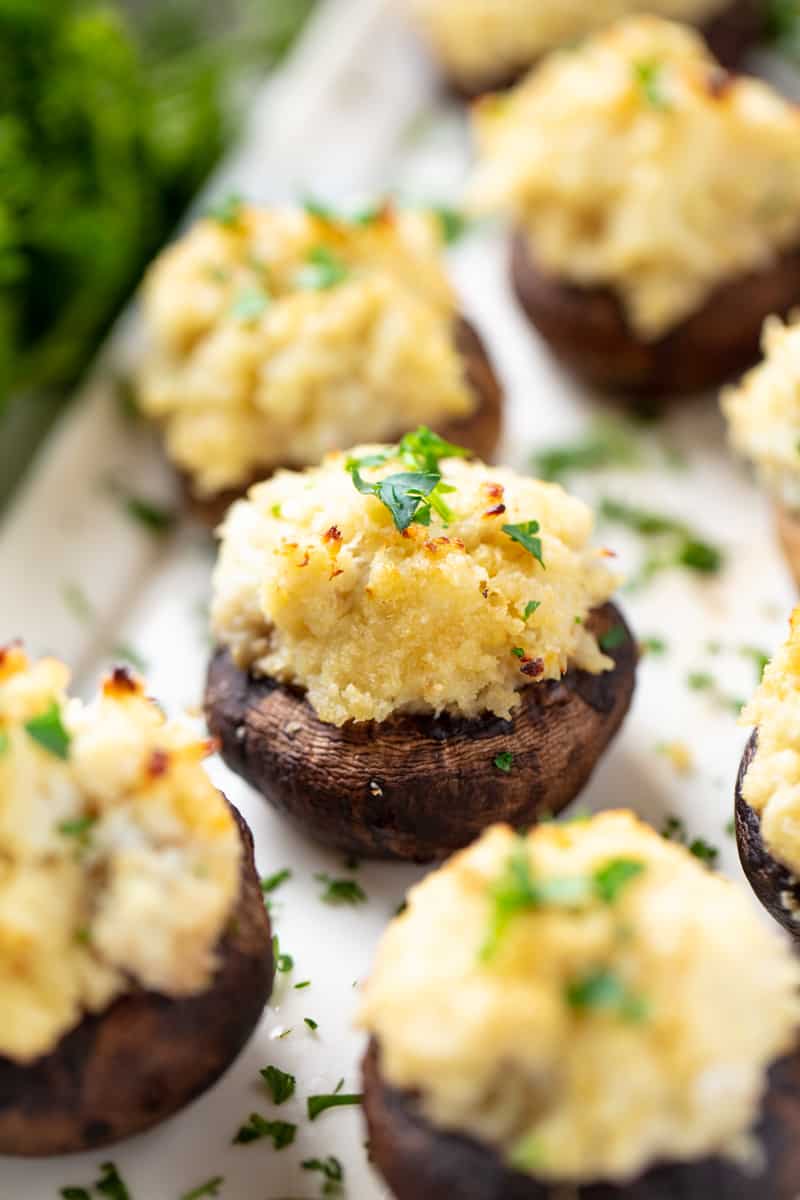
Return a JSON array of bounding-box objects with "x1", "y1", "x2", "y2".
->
[
  {"x1": 599, "y1": 625, "x2": 625, "y2": 652},
  {"x1": 261, "y1": 868, "x2": 292, "y2": 894},
  {"x1": 432, "y1": 204, "x2": 470, "y2": 244},
  {"x1": 230, "y1": 284, "x2": 270, "y2": 321},
  {"x1": 93, "y1": 1162, "x2": 132, "y2": 1200},
  {"x1": 502, "y1": 520, "x2": 544, "y2": 566},
  {"x1": 740, "y1": 645, "x2": 770, "y2": 682},
  {"x1": 297, "y1": 245, "x2": 349, "y2": 290},
  {"x1": 302, "y1": 1155, "x2": 345, "y2": 1195},
  {"x1": 307, "y1": 1092, "x2": 363, "y2": 1121},
  {"x1": 180, "y1": 1178, "x2": 224, "y2": 1200},
  {"x1": 272, "y1": 934, "x2": 293, "y2": 973},
  {"x1": 315, "y1": 873, "x2": 367, "y2": 905},
  {"x1": 493, "y1": 751, "x2": 513, "y2": 773},
  {"x1": 60, "y1": 1190, "x2": 91, "y2": 1200},
  {"x1": 119, "y1": 492, "x2": 177, "y2": 536},
  {"x1": 566, "y1": 968, "x2": 648, "y2": 1021},
  {"x1": 260, "y1": 1064, "x2": 296, "y2": 1105},
  {"x1": 599, "y1": 497, "x2": 722, "y2": 582},
  {"x1": 687, "y1": 671, "x2": 714, "y2": 691},
  {"x1": 661, "y1": 816, "x2": 718, "y2": 866},
  {"x1": 641, "y1": 635, "x2": 667, "y2": 655},
  {"x1": 511, "y1": 646, "x2": 525, "y2": 658},
  {"x1": 206, "y1": 193, "x2": 243, "y2": 226},
  {"x1": 531, "y1": 417, "x2": 642, "y2": 481},
  {"x1": 633, "y1": 59, "x2": 670, "y2": 109},
  {"x1": 24, "y1": 700, "x2": 71, "y2": 759},
  {"x1": 294, "y1": 979, "x2": 311, "y2": 989},
  {"x1": 593, "y1": 858, "x2": 645, "y2": 904},
  {"x1": 688, "y1": 838, "x2": 719, "y2": 867},
  {"x1": 233, "y1": 1113, "x2": 296, "y2": 1147},
  {"x1": 304, "y1": 1016, "x2": 319, "y2": 1030},
  {"x1": 523, "y1": 600, "x2": 540, "y2": 620},
  {"x1": 56, "y1": 814, "x2": 97, "y2": 843}
]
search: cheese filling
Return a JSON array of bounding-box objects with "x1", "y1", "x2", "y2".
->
[
  {"x1": 359, "y1": 811, "x2": 800, "y2": 1183},
  {"x1": 403, "y1": 0, "x2": 730, "y2": 85},
  {"x1": 741, "y1": 607, "x2": 800, "y2": 878},
  {"x1": 0, "y1": 647, "x2": 241, "y2": 1063},
  {"x1": 211, "y1": 438, "x2": 620, "y2": 726},
  {"x1": 469, "y1": 18, "x2": 800, "y2": 341},
  {"x1": 723, "y1": 316, "x2": 800, "y2": 512},
  {"x1": 137, "y1": 204, "x2": 475, "y2": 496}
]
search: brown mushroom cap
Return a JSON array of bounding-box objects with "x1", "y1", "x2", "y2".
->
[
  {"x1": 444, "y1": 0, "x2": 764, "y2": 100},
  {"x1": 736, "y1": 729, "x2": 800, "y2": 942},
  {"x1": 773, "y1": 502, "x2": 800, "y2": 591},
  {"x1": 204, "y1": 601, "x2": 636, "y2": 863},
  {"x1": 184, "y1": 316, "x2": 503, "y2": 528},
  {"x1": 0, "y1": 805, "x2": 273, "y2": 1157},
  {"x1": 509, "y1": 232, "x2": 800, "y2": 402},
  {"x1": 362, "y1": 1037, "x2": 800, "y2": 1199}
]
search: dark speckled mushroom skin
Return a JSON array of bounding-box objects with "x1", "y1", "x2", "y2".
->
[
  {"x1": 185, "y1": 317, "x2": 503, "y2": 529},
  {"x1": 445, "y1": 0, "x2": 764, "y2": 99},
  {"x1": 0, "y1": 806, "x2": 273, "y2": 1157},
  {"x1": 736, "y1": 730, "x2": 800, "y2": 942},
  {"x1": 205, "y1": 602, "x2": 636, "y2": 862},
  {"x1": 362, "y1": 1039, "x2": 800, "y2": 1200}
]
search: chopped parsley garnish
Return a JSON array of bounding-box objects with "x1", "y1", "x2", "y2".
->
[
  {"x1": 641, "y1": 635, "x2": 667, "y2": 655},
  {"x1": 688, "y1": 838, "x2": 719, "y2": 867},
  {"x1": 566, "y1": 968, "x2": 648, "y2": 1021},
  {"x1": 531, "y1": 418, "x2": 642, "y2": 481},
  {"x1": 261, "y1": 868, "x2": 292, "y2": 894},
  {"x1": 260, "y1": 1064, "x2": 296, "y2": 1105},
  {"x1": 687, "y1": 671, "x2": 714, "y2": 691},
  {"x1": 230, "y1": 284, "x2": 270, "y2": 321},
  {"x1": 24, "y1": 701, "x2": 71, "y2": 759},
  {"x1": 233, "y1": 1113, "x2": 296, "y2": 1147},
  {"x1": 511, "y1": 646, "x2": 524, "y2": 658},
  {"x1": 61, "y1": 581, "x2": 94, "y2": 624},
  {"x1": 481, "y1": 842, "x2": 646, "y2": 959},
  {"x1": 297, "y1": 245, "x2": 349, "y2": 290},
  {"x1": 272, "y1": 934, "x2": 293, "y2": 973},
  {"x1": 315, "y1": 873, "x2": 367, "y2": 905},
  {"x1": 180, "y1": 1178, "x2": 224, "y2": 1200},
  {"x1": 206, "y1": 193, "x2": 244, "y2": 226},
  {"x1": 295, "y1": 979, "x2": 311, "y2": 989},
  {"x1": 346, "y1": 426, "x2": 470, "y2": 531},
  {"x1": 740, "y1": 645, "x2": 770, "y2": 682},
  {"x1": 493, "y1": 751, "x2": 514, "y2": 773},
  {"x1": 117, "y1": 492, "x2": 177, "y2": 536},
  {"x1": 307, "y1": 1092, "x2": 363, "y2": 1121},
  {"x1": 304, "y1": 197, "x2": 386, "y2": 227},
  {"x1": 599, "y1": 497, "x2": 723, "y2": 581},
  {"x1": 0, "y1": 729, "x2": 8, "y2": 756},
  {"x1": 502, "y1": 521, "x2": 544, "y2": 566},
  {"x1": 432, "y1": 205, "x2": 470, "y2": 244},
  {"x1": 95, "y1": 1162, "x2": 132, "y2": 1200},
  {"x1": 302, "y1": 1155, "x2": 345, "y2": 1195},
  {"x1": 633, "y1": 59, "x2": 670, "y2": 109},
  {"x1": 599, "y1": 625, "x2": 625, "y2": 652},
  {"x1": 523, "y1": 600, "x2": 541, "y2": 620},
  {"x1": 304, "y1": 1017, "x2": 319, "y2": 1030},
  {"x1": 661, "y1": 816, "x2": 719, "y2": 866},
  {"x1": 57, "y1": 814, "x2": 97, "y2": 843},
  {"x1": 60, "y1": 1190, "x2": 91, "y2": 1200}
]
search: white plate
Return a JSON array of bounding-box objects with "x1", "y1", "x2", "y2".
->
[{"x1": 0, "y1": 2, "x2": 797, "y2": 1196}]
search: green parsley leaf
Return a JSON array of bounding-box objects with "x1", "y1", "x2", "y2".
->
[
  {"x1": 120, "y1": 493, "x2": 177, "y2": 536},
  {"x1": 307, "y1": 1092, "x2": 363, "y2": 1121},
  {"x1": 532, "y1": 418, "x2": 642, "y2": 481},
  {"x1": 349, "y1": 466, "x2": 442, "y2": 532},
  {"x1": 593, "y1": 858, "x2": 645, "y2": 904},
  {"x1": 261, "y1": 868, "x2": 292, "y2": 894},
  {"x1": 0, "y1": 729, "x2": 8, "y2": 756},
  {"x1": 260, "y1": 1064, "x2": 295, "y2": 1105},
  {"x1": 294, "y1": 979, "x2": 311, "y2": 989},
  {"x1": 24, "y1": 701, "x2": 71, "y2": 759},
  {"x1": 95, "y1": 1161, "x2": 132, "y2": 1200},
  {"x1": 677, "y1": 539, "x2": 723, "y2": 573},
  {"x1": 60, "y1": 1190, "x2": 91, "y2": 1200},
  {"x1": 180, "y1": 1178, "x2": 224, "y2": 1200},
  {"x1": 566, "y1": 968, "x2": 648, "y2": 1021},
  {"x1": 599, "y1": 625, "x2": 625, "y2": 652},
  {"x1": 206, "y1": 193, "x2": 243, "y2": 226},
  {"x1": 272, "y1": 934, "x2": 293, "y2": 973},
  {"x1": 230, "y1": 284, "x2": 270, "y2": 322},
  {"x1": 302, "y1": 1155, "x2": 345, "y2": 1194},
  {"x1": 233, "y1": 1113, "x2": 296, "y2": 1147},
  {"x1": 432, "y1": 205, "x2": 470, "y2": 244},
  {"x1": 740, "y1": 645, "x2": 770, "y2": 682},
  {"x1": 315, "y1": 873, "x2": 367, "y2": 905},
  {"x1": 599, "y1": 497, "x2": 723, "y2": 580},
  {"x1": 396, "y1": 426, "x2": 470, "y2": 472},
  {"x1": 502, "y1": 521, "x2": 544, "y2": 567},
  {"x1": 688, "y1": 838, "x2": 719, "y2": 867},
  {"x1": 662, "y1": 815, "x2": 687, "y2": 843},
  {"x1": 687, "y1": 671, "x2": 714, "y2": 691},
  {"x1": 633, "y1": 59, "x2": 670, "y2": 109},
  {"x1": 662, "y1": 817, "x2": 718, "y2": 867},
  {"x1": 641, "y1": 636, "x2": 667, "y2": 655},
  {"x1": 523, "y1": 600, "x2": 541, "y2": 620},
  {"x1": 296, "y1": 245, "x2": 349, "y2": 290},
  {"x1": 511, "y1": 646, "x2": 525, "y2": 658},
  {"x1": 493, "y1": 751, "x2": 513, "y2": 773},
  {"x1": 56, "y1": 815, "x2": 97, "y2": 843},
  {"x1": 481, "y1": 842, "x2": 590, "y2": 960},
  {"x1": 304, "y1": 1016, "x2": 319, "y2": 1030}
]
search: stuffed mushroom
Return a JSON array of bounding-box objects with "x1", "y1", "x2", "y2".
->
[
  {"x1": 469, "y1": 17, "x2": 800, "y2": 399},
  {"x1": 359, "y1": 810, "x2": 800, "y2": 1198},
  {"x1": 723, "y1": 315, "x2": 800, "y2": 587},
  {"x1": 0, "y1": 645, "x2": 273, "y2": 1156},
  {"x1": 735, "y1": 607, "x2": 800, "y2": 939},
  {"x1": 136, "y1": 201, "x2": 502, "y2": 524},
  {"x1": 401, "y1": 0, "x2": 762, "y2": 97},
  {"x1": 205, "y1": 429, "x2": 636, "y2": 861}
]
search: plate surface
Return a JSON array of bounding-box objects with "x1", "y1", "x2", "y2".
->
[{"x1": 0, "y1": 2, "x2": 797, "y2": 1196}]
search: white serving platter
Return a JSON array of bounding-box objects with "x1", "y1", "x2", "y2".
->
[{"x1": 1, "y1": 1, "x2": 798, "y2": 1196}]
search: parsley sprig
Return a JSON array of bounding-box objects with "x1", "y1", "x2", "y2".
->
[
  {"x1": 233, "y1": 1113, "x2": 296, "y2": 1147},
  {"x1": 346, "y1": 426, "x2": 470, "y2": 532},
  {"x1": 24, "y1": 700, "x2": 71, "y2": 760}
]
